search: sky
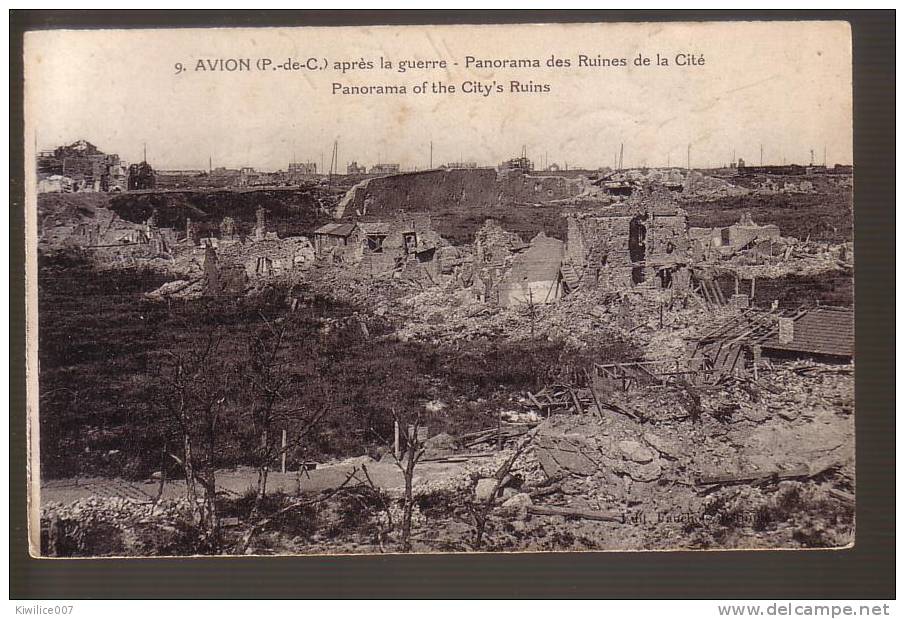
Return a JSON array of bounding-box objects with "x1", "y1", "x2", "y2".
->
[{"x1": 24, "y1": 21, "x2": 853, "y2": 171}]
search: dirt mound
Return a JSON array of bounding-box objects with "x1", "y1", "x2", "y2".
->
[{"x1": 108, "y1": 188, "x2": 332, "y2": 238}]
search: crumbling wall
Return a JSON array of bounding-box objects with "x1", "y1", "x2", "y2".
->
[
  {"x1": 689, "y1": 213, "x2": 781, "y2": 250},
  {"x1": 202, "y1": 245, "x2": 247, "y2": 296},
  {"x1": 474, "y1": 219, "x2": 527, "y2": 266},
  {"x1": 571, "y1": 205, "x2": 689, "y2": 289},
  {"x1": 356, "y1": 213, "x2": 443, "y2": 276},
  {"x1": 221, "y1": 236, "x2": 315, "y2": 278},
  {"x1": 498, "y1": 233, "x2": 564, "y2": 307},
  {"x1": 564, "y1": 216, "x2": 585, "y2": 268}
]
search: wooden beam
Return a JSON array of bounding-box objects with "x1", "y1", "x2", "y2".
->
[{"x1": 527, "y1": 505, "x2": 622, "y2": 523}]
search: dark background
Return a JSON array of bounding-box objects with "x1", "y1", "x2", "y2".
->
[{"x1": 9, "y1": 10, "x2": 894, "y2": 599}]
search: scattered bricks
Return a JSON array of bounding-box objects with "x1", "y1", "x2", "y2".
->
[
  {"x1": 642, "y1": 432, "x2": 679, "y2": 460},
  {"x1": 618, "y1": 440, "x2": 655, "y2": 464},
  {"x1": 474, "y1": 478, "x2": 499, "y2": 502},
  {"x1": 616, "y1": 458, "x2": 663, "y2": 483},
  {"x1": 499, "y1": 492, "x2": 533, "y2": 518}
]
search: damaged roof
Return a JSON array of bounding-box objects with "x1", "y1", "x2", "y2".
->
[
  {"x1": 313, "y1": 223, "x2": 357, "y2": 237},
  {"x1": 761, "y1": 307, "x2": 854, "y2": 358},
  {"x1": 359, "y1": 222, "x2": 391, "y2": 235}
]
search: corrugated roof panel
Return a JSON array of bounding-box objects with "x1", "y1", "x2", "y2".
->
[{"x1": 761, "y1": 308, "x2": 854, "y2": 357}]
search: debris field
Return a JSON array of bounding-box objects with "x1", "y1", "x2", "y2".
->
[{"x1": 38, "y1": 164, "x2": 855, "y2": 554}]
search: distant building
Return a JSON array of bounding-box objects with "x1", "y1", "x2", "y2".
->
[
  {"x1": 499, "y1": 156, "x2": 534, "y2": 173},
  {"x1": 128, "y1": 161, "x2": 156, "y2": 191},
  {"x1": 238, "y1": 167, "x2": 260, "y2": 187},
  {"x1": 346, "y1": 161, "x2": 367, "y2": 175},
  {"x1": 37, "y1": 139, "x2": 126, "y2": 192},
  {"x1": 289, "y1": 162, "x2": 318, "y2": 176},
  {"x1": 369, "y1": 163, "x2": 401, "y2": 175},
  {"x1": 158, "y1": 169, "x2": 205, "y2": 176},
  {"x1": 442, "y1": 161, "x2": 477, "y2": 169},
  {"x1": 211, "y1": 166, "x2": 240, "y2": 178}
]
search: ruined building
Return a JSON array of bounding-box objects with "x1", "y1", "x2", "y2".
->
[
  {"x1": 253, "y1": 207, "x2": 266, "y2": 242},
  {"x1": 497, "y1": 233, "x2": 565, "y2": 307},
  {"x1": 313, "y1": 214, "x2": 442, "y2": 278},
  {"x1": 473, "y1": 219, "x2": 528, "y2": 266},
  {"x1": 312, "y1": 223, "x2": 358, "y2": 259},
  {"x1": 688, "y1": 213, "x2": 781, "y2": 255},
  {"x1": 565, "y1": 187, "x2": 692, "y2": 290},
  {"x1": 219, "y1": 216, "x2": 236, "y2": 240},
  {"x1": 185, "y1": 218, "x2": 201, "y2": 246},
  {"x1": 202, "y1": 244, "x2": 247, "y2": 296},
  {"x1": 37, "y1": 140, "x2": 128, "y2": 192},
  {"x1": 239, "y1": 236, "x2": 316, "y2": 279}
]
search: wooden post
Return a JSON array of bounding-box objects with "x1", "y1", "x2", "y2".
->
[
  {"x1": 497, "y1": 411, "x2": 502, "y2": 451},
  {"x1": 394, "y1": 420, "x2": 400, "y2": 460},
  {"x1": 735, "y1": 277, "x2": 739, "y2": 295},
  {"x1": 281, "y1": 429, "x2": 287, "y2": 474},
  {"x1": 750, "y1": 277, "x2": 756, "y2": 299},
  {"x1": 752, "y1": 345, "x2": 761, "y2": 381}
]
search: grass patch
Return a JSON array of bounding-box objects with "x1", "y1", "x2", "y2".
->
[{"x1": 38, "y1": 250, "x2": 641, "y2": 480}]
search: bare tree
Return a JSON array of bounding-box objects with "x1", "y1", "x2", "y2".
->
[
  {"x1": 153, "y1": 330, "x2": 231, "y2": 547},
  {"x1": 390, "y1": 409, "x2": 426, "y2": 552},
  {"x1": 471, "y1": 427, "x2": 538, "y2": 549},
  {"x1": 242, "y1": 316, "x2": 329, "y2": 516}
]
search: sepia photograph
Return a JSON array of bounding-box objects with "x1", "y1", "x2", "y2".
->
[{"x1": 25, "y1": 19, "x2": 856, "y2": 558}]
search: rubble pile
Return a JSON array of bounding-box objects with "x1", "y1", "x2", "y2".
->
[
  {"x1": 41, "y1": 497, "x2": 197, "y2": 556},
  {"x1": 727, "y1": 240, "x2": 852, "y2": 279},
  {"x1": 683, "y1": 172, "x2": 750, "y2": 199},
  {"x1": 459, "y1": 357, "x2": 855, "y2": 550}
]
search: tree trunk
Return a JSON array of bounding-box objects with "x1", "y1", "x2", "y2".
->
[
  {"x1": 253, "y1": 428, "x2": 270, "y2": 516},
  {"x1": 253, "y1": 465, "x2": 269, "y2": 517},
  {"x1": 401, "y1": 449, "x2": 415, "y2": 552},
  {"x1": 182, "y1": 433, "x2": 200, "y2": 523},
  {"x1": 400, "y1": 424, "x2": 422, "y2": 553}
]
